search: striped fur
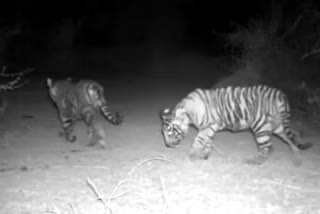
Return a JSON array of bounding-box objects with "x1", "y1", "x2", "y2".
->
[
  {"x1": 160, "y1": 85, "x2": 312, "y2": 165},
  {"x1": 47, "y1": 78, "x2": 122, "y2": 148}
]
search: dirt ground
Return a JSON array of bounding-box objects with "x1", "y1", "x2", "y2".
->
[{"x1": 0, "y1": 68, "x2": 320, "y2": 214}]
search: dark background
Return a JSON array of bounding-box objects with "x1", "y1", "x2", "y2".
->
[{"x1": 0, "y1": 0, "x2": 319, "y2": 80}]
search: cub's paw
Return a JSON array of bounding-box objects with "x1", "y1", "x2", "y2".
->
[
  {"x1": 115, "y1": 112, "x2": 123, "y2": 125},
  {"x1": 244, "y1": 155, "x2": 267, "y2": 165},
  {"x1": 189, "y1": 149, "x2": 209, "y2": 162}
]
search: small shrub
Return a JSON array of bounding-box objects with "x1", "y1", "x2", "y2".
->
[{"x1": 0, "y1": 66, "x2": 33, "y2": 116}]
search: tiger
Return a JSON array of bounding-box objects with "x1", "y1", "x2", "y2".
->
[
  {"x1": 47, "y1": 78, "x2": 122, "y2": 148},
  {"x1": 160, "y1": 85, "x2": 312, "y2": 165}
]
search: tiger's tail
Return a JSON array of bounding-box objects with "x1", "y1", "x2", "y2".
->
[{"x1": 100, "y1": 105, "x2": 122, "y2": 125}]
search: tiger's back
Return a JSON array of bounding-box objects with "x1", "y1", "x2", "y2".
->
[
  {"x1": 207, "y1": 86, "x2": 289, "y2": 132},
  {"x1": 61, "y1": 80, "x2": 104, "y2": 118}
]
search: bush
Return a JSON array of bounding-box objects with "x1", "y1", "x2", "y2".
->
[{"x1": 216, "y1": 2, "x2": 320, "y2": 119}]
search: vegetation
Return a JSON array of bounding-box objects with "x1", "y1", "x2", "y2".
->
[
  {"x1": 221, "y1": 0, "x2": 320, "y2": 120},
  {"x1": 0, "y1": 66, "x2": 33, "y2": 116}
]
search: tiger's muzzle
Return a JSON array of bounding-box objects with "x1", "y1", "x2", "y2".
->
[
  {"x1": 164, "y1": 137, "x2": 182, "y2": 148},
  {"x1": 162, "y1": 124, "x2": 184, "y2": 148}
]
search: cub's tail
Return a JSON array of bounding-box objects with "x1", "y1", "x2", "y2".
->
[{"x1": 100, "y1": 105, "x2": 122, "y2": 125}]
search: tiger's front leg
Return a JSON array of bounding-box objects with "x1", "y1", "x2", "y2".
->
[
  {"x1": 60, "y1": 117, "x2": 76, "y2": 143},
  {"x1": 189, "y1": 125, "x2": 217, "y2": 160}
]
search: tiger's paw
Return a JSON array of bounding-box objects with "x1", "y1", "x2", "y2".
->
[
  {"x1": 58, "y1": 130, "x2": 64, "y2": 138},
  {"x1": 64, "y1": 133, "x2": 76, "y2": 143},
  {"x1": 245, "y1": 156, "x2": 268, "y2": 165},
  {"x1": 115, "y1": 112, "x2": 123, "y2": 125},
  {"x1": 189, "y1": 150, "x2": 209, "y2": 161},
  {"x1": 67, "y1": 135, "x2": 76, "y2": 143},
  {"x1": 58, "y1": 131, "x2": 76, "y2": 143},
  {"x1": 87, "y1": 132, "x2": 106, "y2": 149},
  {"x1": 298, "y1": 142, "x2": 312, "y2": 150}
]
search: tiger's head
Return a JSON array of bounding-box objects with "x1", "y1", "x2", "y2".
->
[
  {"x1": 160, "y1": 108, "x2": 190, "y2": 148},
  {"x1": 46, "y1": 78, "x2": 72, "y2": 103}
]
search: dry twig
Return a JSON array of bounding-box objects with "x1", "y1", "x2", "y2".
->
[
  {"x1": 127, "y1": 156, "x2": 171, "y2": 176},
  {"x1": 70, "y1": 203, "x2": 77, "y2": 214},
  {"x1": 107, "y1": 180, "x2": 129, "y2": 203},
  {"x1": 107, "y1": 155, "x2": 171, "y2": 202},
  {"x1": 86, "y1": 155, "x2": 172, "y2": 213},
  {"x1": 211, "y1": 143, "x2": 224, "y2": 157},
  {"x1": 301, "y1": 38, "x2": 320, "y2": 60},
  {"x1": 160, "y1": 176, "x2": 169, "y2": 214},
  {"x1": 280, "y1": 15, "x2": 302, "y2": 40},
  {"x1": 86, "y1": 177, "x2": 113, "y2": 214}
]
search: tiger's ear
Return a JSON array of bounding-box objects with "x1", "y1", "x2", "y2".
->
[
  {"x1": 46, "y1": 78, "x2": 58, "y2": 97},
  {"x1": 47, "y1": 78, "x2": 53, "y2": 88},
  {"x1": 160, "y1": 108, "x2": 172, "y2": 121}
]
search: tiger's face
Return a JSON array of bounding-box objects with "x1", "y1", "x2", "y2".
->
[{"x1": 160, "y1": 108, "x2": 189, "y2": 148}]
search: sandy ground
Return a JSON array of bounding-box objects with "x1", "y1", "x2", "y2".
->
[{"x1": 0, "y1": 70, "x2": 319, "y2": 214}]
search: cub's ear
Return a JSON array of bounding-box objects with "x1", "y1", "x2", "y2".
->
[
  {"x1": 46, "y1": 78, "x2": 53, "y2": 87},
  {"x1": 160, "y1": 108, "x2": 172, "y2": 121}
]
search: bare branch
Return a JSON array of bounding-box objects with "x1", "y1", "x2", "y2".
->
[
  {"x1": 127, "y1": 156, "x2": 171, "y2": 176},
  {"x1": 301, "y1": 38, "x2": 320, "y2": 60},
  {"x1": 280, "y1": 15, "x2": 302, "y2": 40},
  {"x1": 0, "y1": 66, "x2": 34, "y2": 78},
  {"x1": 0, "y1": 76, "x2": 28, "y2": 91},
  {"x1": 0, "y1": 66, "x2": 34, "y2": 92}
]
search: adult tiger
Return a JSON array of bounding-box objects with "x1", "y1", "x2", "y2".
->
[
  {"x1": 47, "y1": 78, "x2": 122, "y2": 148},
  {"x1": 160, "y1": 85, "x2": 312, "y2": 165}
]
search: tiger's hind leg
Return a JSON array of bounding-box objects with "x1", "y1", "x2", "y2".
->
[
  {"x1": 273, "y1": 124, "x2": 312, "y2": 166},
  {"x1": 60, "y1": 118, "x2": 76, "y2": 143},
  {"x1": 274, "y1": 120, "x2": 312, "y2": 151},
  {"x1": 83, "y1": 111, "x2": 95, "y2": 147},
  {"x1": 83, "y1": 111, "x2": 107, "y2": 149},
  {"x1": 89, "y1": 121, "x2": 107, "y2": 149},
  {"x1": 246, "y1": 123, "x2": 273, "y2": 165}
]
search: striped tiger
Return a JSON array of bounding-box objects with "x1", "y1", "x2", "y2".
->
[
  {"x1": 47, "y1": 78, "x2": 122, "y2": 148},
  {"x1": 160, "y1": 85, "x2": 312, "y2": 165}
]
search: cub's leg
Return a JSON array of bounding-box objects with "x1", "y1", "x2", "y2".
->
[
  {"x1": 60, "y1": 117, "x2": 76, "y2": 143},
  {"x1": 189, "y1": 125, "x2": 217, "y2": 160},
  {"x1": 273, "y1": 125, "x2": 312, "y2": 152},
  {"x1": 89, "y1": 120, "x2": 107, "y2": 149},
  {"x1": 273, "y1": 124, "x2": 312, "y2": 165},
  {"x1": 83, "y1": 111, "x2": 95, "y2": 147},
  {"x1": 83, "y1": 110, "x2": 106, "y2": 149}
]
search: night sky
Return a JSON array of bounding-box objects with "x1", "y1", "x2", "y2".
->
[
  {"x1": 0, "y1": 0, "x2": 318, "y2": 73},
  {"x1": 1, "y1": 0, "x2": 269, "y2": 42}
]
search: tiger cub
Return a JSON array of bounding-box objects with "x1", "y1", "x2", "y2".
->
[
  {"x1": 47, "y1": 78, "x2": 122, "y2": 148},
  {"x1": 160, "y1": 85, "x2": 312, "y2": 165}
]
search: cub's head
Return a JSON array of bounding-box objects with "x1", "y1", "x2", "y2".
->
[
  {"x1": 160, "y1": 108, "x2": 189, "y2": 148},
  {"x1": 46, "y1": 78, "x2": 72, "y2": 102}
]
